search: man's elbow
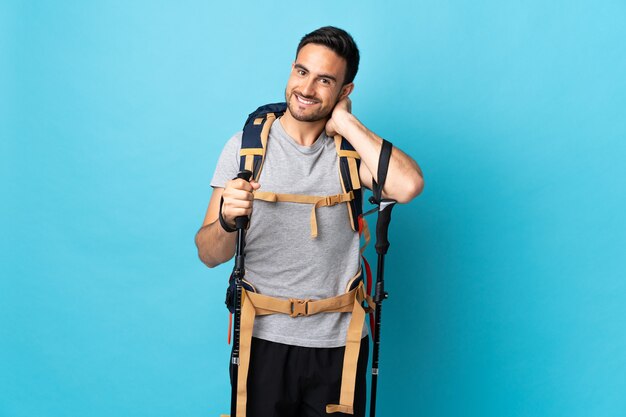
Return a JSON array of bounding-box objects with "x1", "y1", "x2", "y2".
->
[
  {"x1": 196, "y1": 247, "x2": 225, "y2": 269},
  {"x1": 409, "y1": 174, "x2": 425, "y2": 199},
  {"x1": 197, "y1": 251, "x2": 221, "y2": 269},
  {"x1": 195, "y1": 230, "x2": 221, "y2": 269},
  {"x1": 203, "y1": 259, "x2": 222, "y2": 269},
  {"x1": 394, "y1": 172, "x2": 424, "y2": 204}
]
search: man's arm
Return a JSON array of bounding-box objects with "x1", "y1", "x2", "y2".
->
[
  {"x1": 326, "y1": 98, "x2": 424, "y2": 203},
  {"x1": 194, "y1": 179, "x2": 260, "y2": 268}
]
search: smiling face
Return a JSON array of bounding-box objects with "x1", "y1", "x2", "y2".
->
[{"x1": 284, "y1": 43, "x2": 353, "y2": 123}]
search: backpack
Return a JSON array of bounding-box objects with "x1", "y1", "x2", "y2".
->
[{"x1": 222, "y1": 103, "x2": 387, "y2": 417}]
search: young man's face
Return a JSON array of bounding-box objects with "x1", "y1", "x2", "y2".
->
[{"x1": 285, "y1": 43, "x2": 353, "y2": 123}]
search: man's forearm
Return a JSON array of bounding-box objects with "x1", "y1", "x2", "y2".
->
[
  {"x1": 195, "y1": 220, "x2": 237, "y2": 268},
  {"x1": 339, "y1": 113, "x2": 424, "y2": 203}
]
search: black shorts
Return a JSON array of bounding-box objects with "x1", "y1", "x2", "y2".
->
[{"x1": 231, "y1": 336, "x2": 369, "y2": 417}]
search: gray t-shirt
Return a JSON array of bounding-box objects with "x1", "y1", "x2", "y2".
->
[{"x1": 211, "y1": 118, "x2": 363, "y2": 348}]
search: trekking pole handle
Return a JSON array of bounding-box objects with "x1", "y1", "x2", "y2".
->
[
  {"x1": 375, "y1": 199, "x2": 396, "y2": 255},
  {"x1": 234, "y1": 170, "x2": 253, "y2": 230}
]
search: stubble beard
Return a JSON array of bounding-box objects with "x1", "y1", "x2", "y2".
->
[{"x1": 285, "y1": 89, "x2": 335, "y2": 123}]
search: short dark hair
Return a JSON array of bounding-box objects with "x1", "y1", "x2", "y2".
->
[{"x1": 296, "y1": 26, "x2": 360, "y2": 85}]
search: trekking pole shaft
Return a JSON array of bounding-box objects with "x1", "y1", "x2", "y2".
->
[
  {"x1": 230, "y1": 269, "x2": 241, "y2": 417},
  {"x1": 230, "y1": 229, "x2": 245, "y2": 417},
  {"x1": 370, "y1": 253, "x2": 386, "y2": 417}
]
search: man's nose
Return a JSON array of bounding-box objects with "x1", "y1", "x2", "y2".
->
[{"x1": 300, "y1": 78, "x2": 315, "y2": 97}]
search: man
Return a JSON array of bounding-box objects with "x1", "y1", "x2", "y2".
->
[{"x1": 196, "y1": 26, "x2": 423, "y2": 417}]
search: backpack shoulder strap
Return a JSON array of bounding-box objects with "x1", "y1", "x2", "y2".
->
[
  {"x1": 334, "y1": 135, "x2": 363, "y2": 232},
  {"x1": 240, "y1": 102, "x2": 287, "y2": 181}
]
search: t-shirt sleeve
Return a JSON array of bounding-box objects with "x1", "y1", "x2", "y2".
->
[{"x1": 210, "y1": 132, "x2": 243, "y2": 188}]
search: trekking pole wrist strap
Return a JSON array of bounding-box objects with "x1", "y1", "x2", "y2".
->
[
  {"x1": 371, "y1": 139, "x2": 393, "y2": 204},
  {"x1": 219, "y1": 197, "x2": 237, "y2": 233}
]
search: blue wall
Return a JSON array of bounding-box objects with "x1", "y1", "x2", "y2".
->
[{"x1": 2, "y1": 1, "x2": 625, "y2": 416}]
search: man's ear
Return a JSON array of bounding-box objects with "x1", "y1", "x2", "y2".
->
[{"x1": 339, "y1": 83, "x2": 354, "y2": 100}]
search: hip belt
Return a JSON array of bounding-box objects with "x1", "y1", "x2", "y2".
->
[{"x1": 230, "y1": 272, "x2": 374, "y2": 417}]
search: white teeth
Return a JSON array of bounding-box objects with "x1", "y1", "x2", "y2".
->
[{"x1": 296, "y1": 95, "x2": 316, "y2": 105}]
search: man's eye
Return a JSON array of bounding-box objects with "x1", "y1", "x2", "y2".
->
[
  {"x1": 320, "y1": 78, "x2": 329, "y2": 84},
  {"x1": 298, "y1": 70, "x2": 306, "y2": 76}
]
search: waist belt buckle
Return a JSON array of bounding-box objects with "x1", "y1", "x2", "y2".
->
[{"x1": 289, "y1": 298, "x2": 310, "y2": 317}]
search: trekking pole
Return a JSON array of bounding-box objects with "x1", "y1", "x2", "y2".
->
[
  {"x1": 369, "y1": 198, "x2": 395, "y2": 417},
  {"x1": 230, "y1": 169, "x2": 253, "y2": 417},
  {"x1": 369, "y1": 140, "x2": 395, "y2": 417}
]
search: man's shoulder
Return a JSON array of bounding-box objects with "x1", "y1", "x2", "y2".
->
[{"x1": 222, "y1": 131, "x2": 243, "y2": 150}]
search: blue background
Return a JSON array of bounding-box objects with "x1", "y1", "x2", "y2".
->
[{"x1": 2, "y1": 1, "x2": 625, "y2": 416}]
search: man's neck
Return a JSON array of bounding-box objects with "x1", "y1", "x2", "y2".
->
[{"x1": 280, "y1": 109, "x2": 328, "y2": 147}]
